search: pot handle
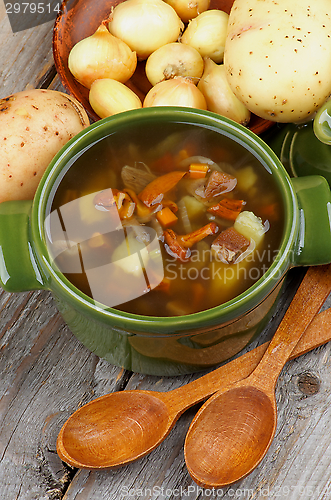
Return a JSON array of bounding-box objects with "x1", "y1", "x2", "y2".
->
[
  {"x1": 313, "y1": 99, "x2": 331, "y2": 145},
  {"x1": 292, "y1": 175, "x2": 331, "y2": 266},
  {"x1": 0, "y1": 200, "x2": 46, "y2": 292}
]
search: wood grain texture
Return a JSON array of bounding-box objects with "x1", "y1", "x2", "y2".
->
[
  {"x1": 0, "y1": 289, "x2": 128, "y2": 499},
  {"x1": 0, "y1": 6, "x2": 55, "y2": 94}
]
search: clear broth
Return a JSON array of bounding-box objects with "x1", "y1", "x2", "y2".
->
[{"x1": 45, "y1": 121, "x2": 284, "y2": 316}]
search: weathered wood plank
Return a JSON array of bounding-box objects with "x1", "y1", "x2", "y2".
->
[
  {"x1": 1, "y1": 9, "x2": 331, "y2": 499},
  {"x1": 0, "y1": 289, "x2": 129, "y2": 500},
  {"x1": 0, "y1": 4, "x2": 55, "y2": 95}
]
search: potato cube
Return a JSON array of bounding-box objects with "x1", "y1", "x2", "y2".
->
[{"x1": 234, "y1": 211, "x2": 265, "y2": 246}]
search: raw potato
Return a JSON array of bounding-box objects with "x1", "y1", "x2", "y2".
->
[
  {"x1": 0, "y1": 89, "x2": 89, "y2": 203},
  {"x1": 224, "y1": 0, "x2": 331, "y2": 122}
]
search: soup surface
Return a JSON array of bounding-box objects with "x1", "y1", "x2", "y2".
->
[{"x1": 45, "y1": 121, "x2": 284, "y2": 316}]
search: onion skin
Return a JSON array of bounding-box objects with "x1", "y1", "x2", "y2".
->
[
  {"x1": 89, "y1": 79, "x2": 142, "y2": 118},
  {"x1": 181, "y1": 10, "x2": 229, "y2": 63},
  {"x1": 108, "y1": 0, "x2": 184, "y2": 60},
  {"x1": 145, "y1": 42, "x2": 204, "y2": 86},
  {"x1": 164, "y1": 0, "x2": 211, "y2": 23},
  {"x1": 143, "y1": 77, "x2": 207, "y2": 109},
  {"x1": 68, "y1": 25, "x2": 137, "y2": 89}
]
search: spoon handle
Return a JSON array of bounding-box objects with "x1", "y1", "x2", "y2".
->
[
  {"x1": 167, "y1": 307, "x2": 331, "y2": 414},
  {"x1": 250, "y1": 264, "x2": 331, "y2": 388}
]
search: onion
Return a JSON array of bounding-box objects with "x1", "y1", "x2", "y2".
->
[
  {"x1": 108, "y1": 0, "x2": 184, "y2": 60},
  {"x1": 177, "y1": 198, "x2": 193, "y2": 233},
  {"x1": 121, "y1": 164, "x2": 156, "y2": 192},
  {"x1": 181, "y1": 10, "x2": 229, "y2": 63},
  {"x1": 178, "y1": 155, "x2": 218, "y2": 169},
  {"x1": 198, "y1": 58, "x2": 251, "y2": 126},
  {"x1": 89, "y1": 79, "x2": 142, "y2": 118},
  {"x1": 68, "y1": 25, "x2": 137, "y2": 89},
  {"x1": 143, "y1": 77, "x2": 207, "y2": 109},
  {"x1": 164, "y1": 0, "x2": 210, "y2": 23},
  {"x1": 145, "y1": 42, "x2": 204, "y2": 86}
]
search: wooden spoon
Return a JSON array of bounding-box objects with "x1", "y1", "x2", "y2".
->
[
  {"x1": 57, "y1": 297, "x2": 331, "y2": 469},
  {"x1": 184, "y1": 264, "x2": 331, "y2": 488}
]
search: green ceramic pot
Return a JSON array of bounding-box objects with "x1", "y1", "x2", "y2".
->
[
  {"x1": 267, "y1": 100, "x2": 331, "y2": 185},
  {"x1": 1, "y1": 107, "x2": 331, "y2": 376}
]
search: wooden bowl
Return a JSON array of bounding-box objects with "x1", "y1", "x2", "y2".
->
[{"x1": 52, "y1": 0, "x2": 273, "y2": 134}]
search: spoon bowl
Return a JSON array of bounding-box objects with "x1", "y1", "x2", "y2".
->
[
  {"x1": 184, "y1": 264, "x2": 331, "y2": 488},
  {"x1": 58, "y1": 391, "x2": 171, "y2": 468},
  {"x1": 184, "y1": 384, "x2": 276, "y2": 486}
]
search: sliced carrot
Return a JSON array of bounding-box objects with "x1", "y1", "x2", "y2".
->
[
  {"x1": 188, "y1": 163, "x2": 209, "y2": 179},
  {"x1": 258, "y1": 202, "x2": 279, "y2": 221},
  {"x1": 156, "y1": 207, "x2": 178, "y2": 228},
  {"x1": 191, "y1": 282, "x2": 206, "y2": 310},
  {"x1": 151, "y1": 152, "x2": 175, "y2": 173},
  {"x1": 208, "y1": 198, "x2": 245, "y2": 221},
  {"x1": 138, "y1": 171, "x2": 186, "y2": 207}
]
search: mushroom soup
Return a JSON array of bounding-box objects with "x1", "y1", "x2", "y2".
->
[{"x1": 45, "y1": 121, "x2": 284, "y2": 316}]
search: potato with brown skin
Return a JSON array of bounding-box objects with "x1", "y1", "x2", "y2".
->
[
  {"x1": 0, "y1": 89, "x2": 90, "y2": 202},
  {"x1": 224, "y1": 0, "x2": 331, "y2": 123}
]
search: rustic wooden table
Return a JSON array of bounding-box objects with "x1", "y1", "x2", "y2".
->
[{"x1": 2, "y1": 6, "x2": 331, "y2": 500}]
